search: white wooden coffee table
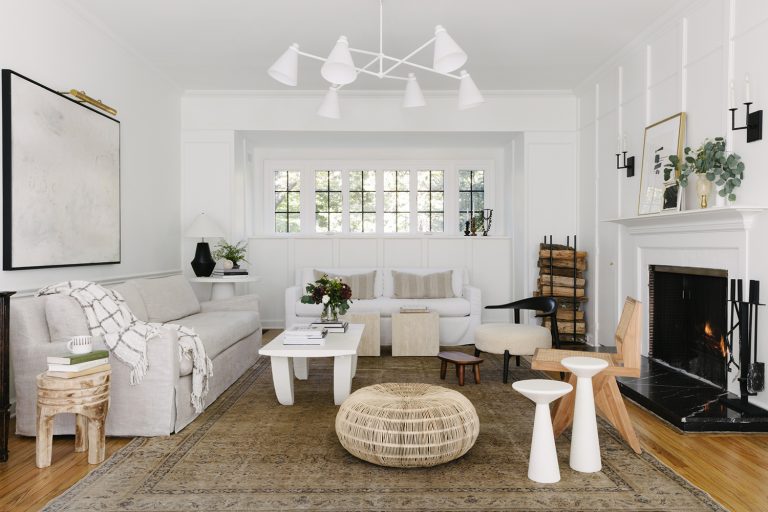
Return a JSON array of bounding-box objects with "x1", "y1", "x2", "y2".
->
[{"x1": 259, "y1": 324, "x2": 364, "y2": 406}]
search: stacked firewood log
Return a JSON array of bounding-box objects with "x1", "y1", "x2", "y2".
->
[{"x1": 536, "y1": 243, "x2": 587, "y2": 342}]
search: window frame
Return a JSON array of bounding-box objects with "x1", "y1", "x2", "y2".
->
[{"x1": 262, "y1": 160, "x2": 494, "y2": 236}]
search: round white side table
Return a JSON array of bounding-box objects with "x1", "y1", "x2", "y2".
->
[
  {"x1": 189, "y1": 275, "x2": 260, "y2": 300},
  {"x1": 512, "y1": 379, "x2": 573, "y2": 483},
  {"x1": 561, "y1": 356, "x2": 609, "y2": 473}
]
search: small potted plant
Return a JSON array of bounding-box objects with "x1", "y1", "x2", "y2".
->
[
  {"x1": 664, "y1": 137, "x2": 745, "y2": 208},
  {"x1": 213, "y1": 240, "x2": 248, "y2": 269},
  {"x1": 300, "y1": 274, "x2": 352, "y2": 322}
]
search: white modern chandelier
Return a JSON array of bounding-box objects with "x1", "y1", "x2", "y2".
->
[{"x1": 267, "y1": 0, "x2": 484, "y2": 119}]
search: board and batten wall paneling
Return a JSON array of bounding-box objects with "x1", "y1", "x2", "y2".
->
[{"x1": 250, "y1": 236, "x2": 513, "y2": 328}]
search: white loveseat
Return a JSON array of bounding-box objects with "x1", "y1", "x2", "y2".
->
[
  {"x1": 285, "y1": 267, "x2": 481, "y2": 346},
  {"x1": 11, "y1": 275, "x2": 261, "y2": 437}
]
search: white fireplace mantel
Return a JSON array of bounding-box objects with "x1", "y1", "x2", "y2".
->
[{"x1": 604, "y1": 206, "x2": 768, "y2": 235}]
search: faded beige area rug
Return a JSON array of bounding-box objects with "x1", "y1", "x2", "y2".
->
[{"x1": 44, "y1": 353, "x2": 724, "y2": 511}]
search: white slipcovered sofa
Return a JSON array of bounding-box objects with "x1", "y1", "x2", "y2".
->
[
  {"x1": 11, "y1": 275, "x2": 261, "y2": 437},
  {"x1": 285, "y1": 267, "x2": 481, "y2": 346}
]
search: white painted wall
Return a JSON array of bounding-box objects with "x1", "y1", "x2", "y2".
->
[
  {"x1": 0, "y1": 0, "x2": 182, "y2": 295},
  {"x1": 576, "y1": 0, "x2": 768, "y2": 408}
]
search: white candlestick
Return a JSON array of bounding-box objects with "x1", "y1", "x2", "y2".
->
[
  {"x1": 617, "y1": 136, "x2": 622, "y2": 154},
  {"x1": 745, "y1": 74, "x2": 752, "y2": 103},
  {"x1": 622, "y1": 134, "x2": 628, "y2": 152},
  {"x1": 729, "y1": 80, "x2": 736, "y2": 108}
]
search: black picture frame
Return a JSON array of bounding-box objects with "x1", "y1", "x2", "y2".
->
[{"x1": 2, "y1": 69, "x2": 121, "y2": 270}]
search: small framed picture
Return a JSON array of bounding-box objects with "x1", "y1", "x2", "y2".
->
[{"x1": 637, "y1": 113, "x2": 687, "y2": 215}]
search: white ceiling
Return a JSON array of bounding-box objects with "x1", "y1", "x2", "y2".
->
[{"x1": 70, "y1": 0, "x2": 676, "y2": 91}]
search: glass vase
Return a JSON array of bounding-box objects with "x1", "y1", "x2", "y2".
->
[
  {"x1": 321, "y1": 303, "x2": 339, "y2": 322},
  {"x1": 695, "y1": 175, "x2": 713, "y2": 209}
]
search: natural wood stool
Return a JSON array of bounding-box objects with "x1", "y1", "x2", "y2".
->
[
  {"x1": 438, "y1": 351, "x2": 483, "y2": 386},
  {"x1": 35, "y1": 369, "x2": 111, "y2": 468}
]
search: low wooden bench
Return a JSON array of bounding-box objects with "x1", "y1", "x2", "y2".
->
[{"x1": 438, "y1": 351, "x2": 483, "y2": 386}]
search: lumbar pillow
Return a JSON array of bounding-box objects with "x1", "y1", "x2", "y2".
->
[
  {"x1": 45, "y1": 295, "x2": 90, "y2": 342},
  {"x1": 392, "y1": 270, "x2": 454, "y2": 299},
  {"x1": 314, "y1": 270, "x2": 376, "y2": 300}
]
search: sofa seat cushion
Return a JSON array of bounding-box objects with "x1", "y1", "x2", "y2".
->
[
  {"x1": 294, "y1": 298, "x2": 471, "y2": 318},
  {"x1": 474, "y1": 323, "x2": 552, "y2": 356},
  {"x1": 176, "y1": 311, "x2": 260, "y2": 376}
]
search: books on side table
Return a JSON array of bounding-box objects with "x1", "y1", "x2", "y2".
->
[
  {"x1": 46, "y1": 350, "x2": 110, "y2": 379},
  {"x1": 309, "y1": 321, "x2": 348, "y2": 333},
  {"x1": 283, "y1": 324, "x2": 328, "y2": 345},
  {"x1": 212, "y1": 268, "x2": 249, "y2": 277}
]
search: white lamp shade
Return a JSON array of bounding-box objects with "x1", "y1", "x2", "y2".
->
[
  {"x1": 321, "y1": 36, "x2": 357, "y2": 85},
  {"x1": 433, "y1": 25, "x2": 467, "y2": 74},
  {"x1": 402, "y1": 73, "x2": 426, "y2": 108},
  {"x1": 317, "y1": 87, "x2": 341, "y2": 119},
  {"x1": 185, "y1": 212, "x2": 225, "y2": 239},
  {"x1": 268, "y1": 44, "x2": 299, "y2": 86},
  {"x1": 458, "y1": 71, "x2": 484, "y2": 110}
]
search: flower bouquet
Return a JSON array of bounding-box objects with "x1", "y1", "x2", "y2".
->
[{"x1": 300, "y1": 274, "x2": 353, "y2": 322}]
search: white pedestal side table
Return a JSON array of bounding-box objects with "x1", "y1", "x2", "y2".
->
[
  {"x1": 512, "y1": 379, "x2": 573, "y2": 483},
  {"x1": 189, "y1": 275, "x2": 260, "y2": 300},
  {"x1": 561, "y1": 356, "x2": 609, "y2": 473}
]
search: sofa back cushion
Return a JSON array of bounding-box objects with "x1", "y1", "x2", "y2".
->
[
  {"x1": 45, "y1": 295, "x2": 90, "y2": 342},
  {"x1": 131, "y1": 275, "x2": 201, "y2": 323},
  {"x1": 299, "y1": 268, "x2": 383, "y2": 297},
  {"x1": 111, "y1": 281, "x2": 149, "y2": 322},
  {"x1": 313, "y1": 269, "x2": 377, "y2": 300},
  {"x1": 391, "y1": 270, "x2": 455, "y2": 299},
  {"x1": 384, "y1": 267, "x2": 466, "y2": 298}
]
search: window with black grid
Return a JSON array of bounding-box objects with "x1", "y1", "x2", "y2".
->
[
  {"x1": 314, "y1": 170, "x2": 342, "y2": 232},
  {"x1": 458, "y1": 169, "x2": 484, "y2": 232},
  {"x1": 274, "y1": 170, "x2": 301, "y2": 233},
  {"x1": 349, "y1": 170, "x2": 376, "y2": 232},
  {"x1": 417, "y1": 170, "x2": 444, "y2": 232},
  {"x1": 383, "y1": 170, "x2": 410, "y2": 233}
]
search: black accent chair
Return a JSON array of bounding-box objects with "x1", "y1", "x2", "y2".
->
[{"x1": 473, "y1": 297, "x2": 561, "y2": 383}]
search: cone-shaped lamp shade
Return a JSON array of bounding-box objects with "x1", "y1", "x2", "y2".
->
[
  {"x1": 458, "y1": 71, "x2": 484, "y2": 110},
  {"x1": 402, "y1": 73, "x2": 426, "y2": 108},
  {"x1": 433, "y1": 25, "x2": 467, "y2": 74},
  {"x1": 317, "y1": 87, "x2": 341, "y2": 119},
  {"x1": 185, "y1": 212, "x2": 225, "y2": 239},
  {"x1": 320, "y1": 36, "x2": 357, "y2": 85},
  {"x1": 268, "y1": 44, "x2": 299, "y2": 86}
]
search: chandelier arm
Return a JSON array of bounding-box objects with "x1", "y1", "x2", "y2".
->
[
  {"x1": 379, "y1": 0, "x2": 384, "y2": 75},
  {"x1": 395, "y1": 59, "x2": 462, "y2": 80},
  {"x1": 381, "y1": 37, "x2": 436, "y2": 77},
  {"x1": 348, "y1": 47, "x2": 381, "y2": 58}
]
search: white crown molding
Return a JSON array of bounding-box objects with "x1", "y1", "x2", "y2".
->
[
  {"x1": 604, "y1": 206, "x2": 768, "y2": 235},
  {"x1": 182, "y1": 89, "x2": 575, "y2": 99}
]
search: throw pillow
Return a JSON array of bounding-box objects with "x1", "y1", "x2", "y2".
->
[
  {"x1": 392, "y1": 270, "x2": 455, "y2": 299},
  {"x1": 133, "y1": 275, "x2": 201, "y2": 323},
  {"x1": 45, "y1": 295, "x2": 90, "y2": 342},
  {"x1": 313, "y1": 270, "x2": 376, "y2": 300}
]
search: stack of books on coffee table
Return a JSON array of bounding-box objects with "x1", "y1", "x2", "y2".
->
[
  {"x1": 309, "y1": 320, "x2": 348, "y2": 333},
  {"x1": 46, "y1": 350, "x2": 110, "y2": 378},
  {"x1": 283, "y1": 325, "x2": 327, "y2": 345}
]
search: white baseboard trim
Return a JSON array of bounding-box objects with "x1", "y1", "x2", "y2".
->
[{"x1": 11, "y1": 269, "x2": 183, "y2": 297}]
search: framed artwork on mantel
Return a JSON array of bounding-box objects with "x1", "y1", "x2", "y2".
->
[
  {"x1": 1, "y1": 69, "x2": 121, "y2": 270},
  {"x1": 637, "y1": 112, "x2": 687, "y2": 215}
]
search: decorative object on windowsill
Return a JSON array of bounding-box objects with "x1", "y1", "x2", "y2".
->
[
  {"x1": 729, "y1": 75, "x2": 762, "y2": 143},
  {"x1": 463, "y1": 221, "x2": 471, "y2": 236},
  {"x1": 615, "y1": 133, "x2": 635, "y2": 177},
  {"x1": 536, "y1": 235, "x2": 587, "y2": 344},
  {"x1": 481, "y1": 209, "x2": 493, "y2": 236},
  {"x1": 213, "y1": 240, "x2": 248, "y2": 270},
  {"x1": 663, "y1": 137, "x2": 745, "y2": 206},
  {"x1": 637, "y1": 113, "x2": 686, "y2": 215},
  {"x1": 301, "y1": 274, "x2": 353, "y2": 323},
  {"x1": 185, "y1": 212, "x2": 225, "y2": 277},
  {"x1": 469, "y1": 212, "x2": 483, "y2": 236},
  {"x1": 267, "y1": 0, "x2": 483, "y2": 119}
]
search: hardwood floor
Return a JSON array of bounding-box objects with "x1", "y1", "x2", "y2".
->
[{"x1": 1, "y1": 344, "x2": 766, "y2": 511}]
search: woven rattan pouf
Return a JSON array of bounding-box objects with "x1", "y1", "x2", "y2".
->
[{"x1": 335, "y1": 383, "x2": 480, "y2": 467}]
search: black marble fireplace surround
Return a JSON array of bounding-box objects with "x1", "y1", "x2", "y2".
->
[{"x1": 616, "y1": 265, "x2": 768, "y2": 432}]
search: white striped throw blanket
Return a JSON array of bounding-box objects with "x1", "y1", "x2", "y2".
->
[{"x1": 37, "y1": 281, "x2": 213, "y2": 413}]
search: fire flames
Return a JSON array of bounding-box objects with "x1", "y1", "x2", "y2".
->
[{"x1": 703, "y1": 321, "x2": 728, "y2": 358}]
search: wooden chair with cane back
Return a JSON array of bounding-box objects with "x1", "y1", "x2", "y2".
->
[{"x1": 531, "y1": 296, "x2": 643, "y2": 454}]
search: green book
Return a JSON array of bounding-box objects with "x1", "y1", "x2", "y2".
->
[{"x1": 47, "y1": 349, "x2": 109, "y2": 365}]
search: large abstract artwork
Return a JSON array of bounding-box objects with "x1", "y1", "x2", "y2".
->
[{"x1": 2, "y1": 70, "x2": 120, "y2": 270}]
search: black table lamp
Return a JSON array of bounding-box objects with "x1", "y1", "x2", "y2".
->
[{"x1": 185, "y1": 212, "x2": 224, "y2": 276}]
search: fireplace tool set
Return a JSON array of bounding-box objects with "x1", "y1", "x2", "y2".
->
[{"x1": 723, "y1": 279, "x2": 765, "y2": 415}]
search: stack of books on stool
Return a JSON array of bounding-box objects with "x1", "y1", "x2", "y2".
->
[
  {"x1": 284, "y1": 325, "x2": 327, "y2": 345},
  {"x1": 46, "y1": 350, "x2": 110, "y2": 379},
  {"x1": 310, "y1": 320, "x2": 348, "y2": 333},
  {"x1": 212, "y1": 268, "x2": 249, "y2": 277}
]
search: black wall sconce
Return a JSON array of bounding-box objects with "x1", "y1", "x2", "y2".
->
[
  {"x1": 616, "y1": 151, "x2": 635, "y2": 177},
  {"x1": 730, "y1": 102, "x2": 762, "y2": 143}
]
